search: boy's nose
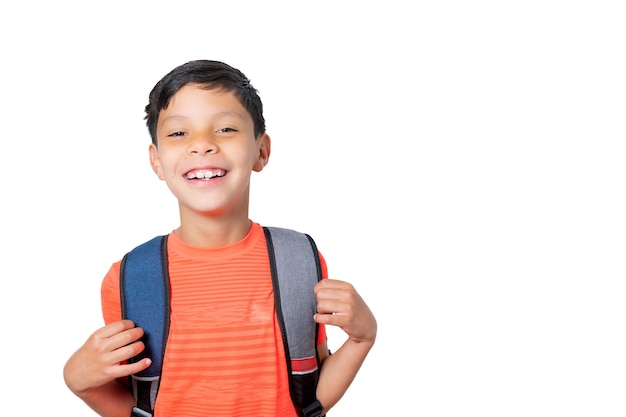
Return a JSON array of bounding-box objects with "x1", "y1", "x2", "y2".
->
[{"x1": 188, "y1": 135, "x2": 218, "y2": 154}]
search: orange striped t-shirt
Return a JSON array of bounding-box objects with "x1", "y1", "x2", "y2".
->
[{"x1": 101, "y1": 222, "x2": 327, "y2": 417}]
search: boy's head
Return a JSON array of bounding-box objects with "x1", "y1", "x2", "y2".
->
[{"x1": 145, "y1": 60, "x2": 266, "y2": 145}]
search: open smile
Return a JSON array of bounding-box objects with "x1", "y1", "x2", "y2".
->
[{"x1": 184, "y1": 169, "x2": 227, "y2": 180}]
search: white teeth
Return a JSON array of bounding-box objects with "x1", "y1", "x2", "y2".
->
[{"x1": 186, "y1": 169, "x2": 225, "y2": 179}]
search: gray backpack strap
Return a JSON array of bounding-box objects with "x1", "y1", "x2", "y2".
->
[{"x1": 263, "y1": 226, "x2": 324, "y2": 417}]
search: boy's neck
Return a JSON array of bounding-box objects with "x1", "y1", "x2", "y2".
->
[{"x1": 174, "y1": 216, "x2": 252, "y2": 248}]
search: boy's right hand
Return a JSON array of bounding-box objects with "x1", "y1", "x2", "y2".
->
[{"x1": 63, "y1": 319, "x2": 151, "y2": 396}]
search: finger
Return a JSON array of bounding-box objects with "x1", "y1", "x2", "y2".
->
[
  {"x1": 109, "y1": 339, "x2": 147, "y2": 365},
  {"x1": 94, "y1": 320, "x2": 137, "y2": 339},
  {"x1": 116, "y1": 326, "x2": 145, "y2": 347},
  {"x1": 123, "y1": 358, "x2": 152, "y2": 375},
  {"x1": 97, "y1": 326, "x2": 145, "y2": 357},
  {"x1": 106, "y1": 357, "x2": 152, "y2": 381},
  {"x1": 314, "y1": 311, "x2": 349, "y2": 328},
  {"x1": 314, "y1": 313, "x2": 333, "y2": 325},
  {"x1": 314, "y1": 278, "x2": 350, "y2": 292},
  {"x1": 120, "y1": 358, "x2": 152, "y2": 376},
  {"x1": 316, "y1": 298, "x2": 348, "y2": 315}
]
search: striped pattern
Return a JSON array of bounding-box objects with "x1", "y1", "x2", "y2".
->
[{"x1": 101, "y1": 222, "x2": 327, "y2": 417}]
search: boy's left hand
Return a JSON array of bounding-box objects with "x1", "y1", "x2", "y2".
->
[{"x1": 314, "y1": 279, "x2": 377, "y2": 344}]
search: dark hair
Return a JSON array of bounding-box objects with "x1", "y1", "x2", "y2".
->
[{"x1": 144, "y1": 60, "x2": 266, "y2": 145}]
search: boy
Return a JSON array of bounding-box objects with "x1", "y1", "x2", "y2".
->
[{"x1": 63, "y1": 59, "x2": 377, "y2": 417}]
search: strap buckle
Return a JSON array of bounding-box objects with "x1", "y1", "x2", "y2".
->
[
  {"x1": 302, "y1": 400, "x2": 323, "y2": 417},
  {"x1": 131, "y1": 406, "x2": 152, "y2": 417}
]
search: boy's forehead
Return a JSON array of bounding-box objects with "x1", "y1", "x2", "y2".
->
[
  {"x1": 165, "y1": 85, "x2": 242, "y2": 110},
  {"x1": 172, "y1": 83, "x2": 235, "y2": 100},
  {"x1": 158, "y1": 85, "x2": 250, "y2": 123}
]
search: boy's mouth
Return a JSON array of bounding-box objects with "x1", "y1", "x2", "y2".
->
[{"x1": 185, "y1": 169, "x2": 226, "y2": 180}]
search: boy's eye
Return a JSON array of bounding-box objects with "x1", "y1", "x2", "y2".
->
[
  {"x1": 217, "y1": 127, "x2": 237, "y2": 133},
  {"x1": 168, "y1": 131, "x2": 186, "y2": 137}
]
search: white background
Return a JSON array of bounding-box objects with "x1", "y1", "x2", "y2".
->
[{"x1": 1, "y1": 1, "x2": 625, "y2": 416}]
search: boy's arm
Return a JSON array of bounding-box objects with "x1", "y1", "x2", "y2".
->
[
  {"x1": 313, "y1": 279, "x2": 377, "y2": 415},
  {"x1": 63, "y1": 320, "x2": 152, "y2": 417},
  {"x1": 69, "y1": 379, "x2": 136, "y2": 417}
]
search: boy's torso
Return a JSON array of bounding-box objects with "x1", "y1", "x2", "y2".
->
[{"x1": 102, "y1": 223, "x2": 298, "y2": 416}]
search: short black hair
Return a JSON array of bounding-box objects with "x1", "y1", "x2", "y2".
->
[{"x1": 144, "y1": 60, "x2": 266, "y2": 145}]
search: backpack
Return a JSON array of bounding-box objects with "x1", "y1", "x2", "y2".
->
[{"x1": 120, "y1": 226, "x2": 325, "y2": 417}]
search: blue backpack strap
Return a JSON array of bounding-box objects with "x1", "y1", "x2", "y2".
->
[
  {"x1": 120, "y1": 235, "x2": 170, "y2": 417},
  {"x1": 264, "y1": 227, "x2": 324, "y2": 417}
]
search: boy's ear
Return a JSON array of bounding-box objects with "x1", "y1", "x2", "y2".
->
[
  {"x1": 253, "y1": 133, "x2": 271, "y2": 172},
  {"x1": 149, "y1": 144, "x2": 165, "y2": 180}
]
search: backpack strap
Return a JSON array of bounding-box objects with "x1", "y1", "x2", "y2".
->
[
  {"x1": 264, "y1": 226, "x2": 324, "y2": 417},
  {"x1": 120, "y1": 235, "x2": 170, "y2": 417},
  {"x1": 120, "y1": 227, "x2": 323, "y2": 417}
]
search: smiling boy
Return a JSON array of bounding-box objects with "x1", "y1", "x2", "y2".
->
[{"x1": 63, "y1": 60, "x2": 377, "y2": 417}]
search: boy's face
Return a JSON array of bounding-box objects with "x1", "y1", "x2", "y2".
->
[{"x1": 149, "y1": 84, "x2": 270, "y2": 219}]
